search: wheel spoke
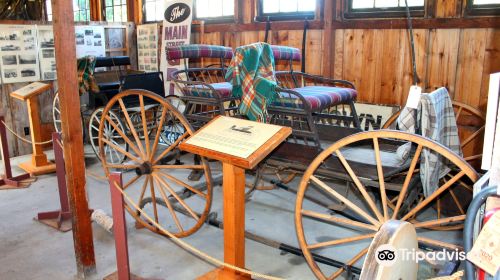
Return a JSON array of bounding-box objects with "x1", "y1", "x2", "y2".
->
[
  {"x1": 149, "y1": 175, "x2": 159, "y2": 224},
  {"x1": 122, "y1": 174, "x2": 140, "y2": 191},
  {"x1": 402, "y1": 171, "x2": 465, "y2": 221},
  {"x1": 301, "y1": 210, "x2": 378, "y2": 231},
  {"x1": 152, "y1": 132, "x2": 189, "y2": 165},
  {"x1": 139, "y1": 95, "x2": 151, "y2": 158},
  {"x1": 152, "y1": 175, "x2": 184, "y2": 233},
  {"x1": 152, "y1": 173, "x2": 199, "y2": 221},
  {"x1": 104, "y1": 164, "x2": 138, "y2": 170},
  {"x1": 310, "y1": 175, "x2": 380, "y2": 227},
  {"x1": 461, "y1": 125, "x2": 485, "y2": 149},
  {"x1": 413, "y1": 215, "x2": 466, "y2": 228},
  {"x1": 418, "y1": 237, "x2": 462, "y2": 251},
  {"x1": 156, "y1": 170, "x2": 207, "y2": 199},
  {"x1": 150, "y1": 106, "x2": 168, "y2": 161},
  {"x1": 307, "y1": 233, "x2": 375, "y2": 250},
  {"x1": 118, "y1": 98, "x2": 146, "y2": 159},
  {"x1": 328, "y1": 247, "x2": 369, "y2": 280},
  {"x1": 392, "y1": 144, "x2": 423, "y2": 219},
  {"x1": 101, "y1": 138, "x2": 141, "y2": 163},
  {"x1": 334, "y1": 150, "x2": 384, "y2": 222},
  {"x1": 104, "y1": 115, "x2": 143, "y2": 160},
  {"x1": 373, "y1": 138, "x2": 388, "y2": 221},
  {"x1": 153, "y1": 165, "x2": 205, "y2": 170},
  {"x1": 448, "y1": 187, "x2": 465, "y2": 215}
]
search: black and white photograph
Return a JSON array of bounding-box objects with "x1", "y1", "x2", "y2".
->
[
  {"x1": 93, "y1": 33, "x2": 101, "y2": 39},
  {"x1": 42, "y1": 49, "x2": 54, "y2": 58},
  {"x1": 1, "y1": 44, "x2": 20, "y2": 51},
  {"x1": 2, "y1": 55, "x2": 17, "y2": 65},
  {"x1": 24, "y1": 44, "x2": 35, "y2": 51},
  {"x1": 39, "y1": 30, "x2": 54, "y2": 48},
  {"x1": 3, "y1": 69, "x2": 16, "y2": 78},
  {"x1": 94, "y1": 40, "x2": 102, "y2": 47},
  {"x1": 76, "y1": 38, "x2": 85, "y2": 45},
  {"x1": 22, "y1": 30, "x2": 31, "y2": 36},
  {"x1": 20, "y1": 68, "x2": 36, "y2": 77},
  {"x1": 85, "y1": 29, "x2": 93, "y2": 36},
  {"x1": 76, "y1": 32, "x2": 84, "y2": 39},
  {"x1": 86, "y1": 39, "x2": 92, "y2": 46},
  {"x1": 106, "y1": 28, "x2": 124, "y2": 49},
  {"x1": 19, "y1": 54, "x2": 36, "y2": 64},
  {"x1": 43, "y1": 71, "x2": 56, "y2": 80}
]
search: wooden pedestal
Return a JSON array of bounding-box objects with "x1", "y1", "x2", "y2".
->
[
  {"x1": 11, "y1": 83, "x2": 56, "y2": 176},
  {"x1": 180, "y1": 116, "x2": 291, "y2": 280}
]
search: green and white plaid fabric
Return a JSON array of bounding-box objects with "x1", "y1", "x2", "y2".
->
[{"x1": 225, "y1": 42, "x2": 277, "y2": 122}]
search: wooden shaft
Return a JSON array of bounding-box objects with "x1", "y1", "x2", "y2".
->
[
  {"x1": 373, "y1": 138, "x2": 388, "y2": 221},
  {"x1": 301, "y1": 209, "x2": 378, "y2": 231},
  {"x1": 52, "y1": 0, "x2": 96, "y2": 276},
  {"x1": 27, "y1": 97, "x2": 49, "y2": 166},
  {"x1": 413, "y1": 215, "x2": 466, "y2": 228},
  {"x1": 109, "y1": 173, "x2": 131, "y2": 280},
  {"x1": 222, "y1": 163, "x2": 247, "y2": 272}
]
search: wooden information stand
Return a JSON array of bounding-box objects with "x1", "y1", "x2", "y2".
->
[
  {"x1": 10, "y1": 82, "x2": 56, "y2": 175},
  {"x1": 180, "y1": 116, "x2": 291, "y2": 280}
]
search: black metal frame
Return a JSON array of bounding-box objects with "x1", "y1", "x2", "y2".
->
[
  {"x1": 465, "y1": 0, "x2": 500, "y2": 16},
  {"x1": 343, "y1": 0, "x2": 425, "y2": 19}
]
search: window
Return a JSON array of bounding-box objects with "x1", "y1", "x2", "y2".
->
[
  {"x1": 45, "y1": 0, "x2": 91, "y2": 21},
  {"x1": 104, "y1": 0, "x2": 128, "y2": 22},
  {"x1": 466, "y1": 0, "x2": 500, "y2": 15},
  {"x1": 144, "y1": 0, "x2": 166, "y2": 22},
  {"x1": 194, "y1": 0, "x2": 234, "y2": 20},
  {"x1": 257, "y1": 0, "x2": 315, "y2": 21},
  {"x1": 346, "y1": 0, "x2": 425, "y2": 18}
]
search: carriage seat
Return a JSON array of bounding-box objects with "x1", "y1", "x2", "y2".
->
[
  {"x1": 273, "y1": 86, "x2": 358, "y2": 111},
  {"x1": 183, "y1": 82, "x2": 233, "y2": 98}
]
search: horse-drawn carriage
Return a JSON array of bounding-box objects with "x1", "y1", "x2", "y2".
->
[{"x1": 87, "y1": 44, "x2": 483, "y2": 279}]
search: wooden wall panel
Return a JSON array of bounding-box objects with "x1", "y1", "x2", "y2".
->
[
  {"x1": 427, "y1": 29, "x2": 460, "y2": 93},
  {"x1": 435, "y1": 0, "x2": 460, "y2": 18},
  {"x1": 454, "y1": 29, "x2": 488, "y2": 109}
]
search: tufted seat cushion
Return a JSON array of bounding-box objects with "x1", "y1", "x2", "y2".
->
[
  {"x1": 182, "y1": 82, "x2": 233, "y2": 98},
  {"x1": 272, "y1": 86, "x2": 357, "y2": 111}
]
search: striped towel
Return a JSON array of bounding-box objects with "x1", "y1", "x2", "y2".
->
[
  {"x1": 397, "y1": 87, "x2": 462, "y2": 197},
  {"x1": 225, "y1": 42, "x2": 277, "y2": 122}
]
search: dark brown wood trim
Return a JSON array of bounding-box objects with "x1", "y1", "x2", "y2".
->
[
  {"x1": 90, "y1": 0, "x2": 103, "y2": 21},
  {"x1": 192, "y1": 20, "x2": 324, "y2": 33}
]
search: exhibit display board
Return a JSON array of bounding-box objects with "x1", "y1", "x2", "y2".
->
[
  {"x1": 37, "y1": 25, "x2": 56, "y2": 80},
  {"x1": 0, "y1": 25, "x2": 40, "y2": 83},
  {"x1": 137, "y1": 23, "x2": 159, "y2": 72},
  {"x1": 75, "y1": 25, "x2": 106, "y2": 58},
  {"x1": 160, "y1": 0, "x2": 193, "y2": 95}
]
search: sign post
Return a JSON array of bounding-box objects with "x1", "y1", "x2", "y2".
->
[{"x1": 179, "y1": 116, "x2": 291, "y2": 279}]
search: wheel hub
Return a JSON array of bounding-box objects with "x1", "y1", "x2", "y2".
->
[{"x1": 136, "y1": 162, "x2": 153, "y2": 175}]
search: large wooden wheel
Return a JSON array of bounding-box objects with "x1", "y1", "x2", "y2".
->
[
  {"x1": 90, "y1": 107, "x2": 128, "y2": 163},
  {"x1": 99, "y1": 89, "x2": 213, "y2": 238},
  {"x1": 295, "y1": 130, "x2": 478, "y2": 280},
  {"x1": 381, "y1": 101, "x2": 485, "y2": 217},
  {"x1": 52, "y1": 91, "x2": 62, "y2": 132}
]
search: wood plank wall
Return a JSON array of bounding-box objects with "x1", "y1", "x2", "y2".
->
[{"x1": 193, "y1": 1, "x2": 499, "y2": 113}]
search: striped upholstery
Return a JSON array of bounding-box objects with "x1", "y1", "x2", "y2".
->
[
  {"x1": 270, "y1": 45, "x2": 301, "y2": 62},
  {"x1": 272, "y1": 86, "x2": 357, "y2": 111},
  {"x1": 182, "y1": 82, "x2": 233, "y2": 98},
  {"x1": 166, "y1": 44, "x2": 233, "y2": 60}
]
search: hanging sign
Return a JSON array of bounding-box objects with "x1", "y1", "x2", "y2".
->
[{"x1": 160, "y1": 0, "x2": 193, "y2": 96}]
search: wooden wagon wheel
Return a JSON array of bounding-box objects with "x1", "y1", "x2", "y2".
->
[
  {"x1": 381, "y1": 101, "x2": 485, "y2": 218},
  {"x1": 99, "y1": 89, "x2": 213, "y2": 238},
  {"x1": 295, "y1": 130, "x2": 478, "y2": 280},
  {"x1": 52, "y1": 91, "x2": 62, "y2": 132},
  {"x1": 89, "y1": 107, "x2": 128, "y2": 163}
]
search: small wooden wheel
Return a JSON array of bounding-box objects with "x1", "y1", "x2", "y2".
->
[
  {"x1": 90, "y1": 107, "x2": 128, "y2": 163},
  {"x1": 99, "y1": 89, "x2": 213, "y2": 238},
  {"x1": 52, "y1": 91, "x2": 62, "y2": 132},
  {"x1": 295, "y1": 130, "x2": 478, "y2": 280}
]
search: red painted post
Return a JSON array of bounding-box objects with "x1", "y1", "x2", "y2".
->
[
  {"x1": 0, "y1": 115, "x2": 30, "y2": 189},
  {"x1": 109, "y1": 172, "x2": 131, "y2": 280},
  {"x1": 36, "y1": 132, "x2": 72, "y2": 231}
]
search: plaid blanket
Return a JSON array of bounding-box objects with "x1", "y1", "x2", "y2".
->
[
  {"x1": 77, "y1": 56, "x2": 99, "y2": 95},
  {"x1": 397, "y1": 87, "x2": 462, "y2": 197},
  {"x1": 225, "y1": 43, "x2": 277, "y2": 122},
  {"x1": 166, "y1": 44, "x2": 233, "y2": 60}
]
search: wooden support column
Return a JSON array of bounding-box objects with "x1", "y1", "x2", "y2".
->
[
  {"x1": 52, "y1": 0, "x2": 96, "y2": 278},
  {"x1": 127, "y1": 0, "x2": 143, "y2": 24},
  {"x1": 321, "y1": 0, "x2": 336, "y2": 78},
  {"x1": 90, "y1": 0, "x2": 103, "y2": 21}
]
